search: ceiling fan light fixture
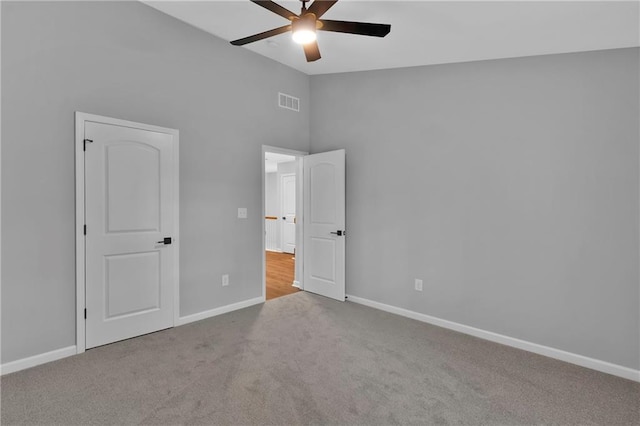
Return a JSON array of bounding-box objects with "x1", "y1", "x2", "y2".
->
[
  {"x1": 292, "y1": 29, "x2": 316, "y2": 44},
  {"x1": 291, "y1": 14, "x2": 317, "y2": 45}
]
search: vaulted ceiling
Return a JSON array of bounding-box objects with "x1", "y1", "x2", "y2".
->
[{"x1": 145, "y1": 1, "x2": 640, "y2": 75}]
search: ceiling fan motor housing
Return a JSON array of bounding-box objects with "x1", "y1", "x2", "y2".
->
[{"x1": 292, "y1": 12, "x2": 317, "y2": 32}]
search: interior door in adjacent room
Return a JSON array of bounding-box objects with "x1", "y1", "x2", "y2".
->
[
  {"x1": 281, "y1": 173, "x2": 296, "y2": 254},
  {"x1": 83, "y1": 117, "x2": 178, "y2": 349},
  {"x1": 303, "y1": 149, "x2": 346, "y2": 301}
]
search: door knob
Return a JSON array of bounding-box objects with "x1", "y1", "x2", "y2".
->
[
  {"x1": 157, "y1": 237, "x2": 172, "y2": 245},
  {"x1": 282, "y1": 217, "x2": 286, "y2": 220},
  {"x1": 330, "y1": 230, "x2": 345, "y2": 236}
]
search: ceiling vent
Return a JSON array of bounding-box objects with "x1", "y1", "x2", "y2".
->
[{"x1": 278, "y1": 92, "x2": 300, "y2": 112}]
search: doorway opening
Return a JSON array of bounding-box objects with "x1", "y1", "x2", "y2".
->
[
  {"x1": 264, "y1": 150, "x2": 302, "y2": 300},
  {"x1": 262, "y1": 145, "x2": 346, "y2": 302}
]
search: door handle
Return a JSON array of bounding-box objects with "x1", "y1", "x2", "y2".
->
[
  {"x1": 330, "y1": 230, "x2": 345, "y2": 236},
  {"x1": 282, "y1": 217, "x2": 286, "y2": 220},
  {"x1": 157, "y1": 237, "x2": 172, "y2": 245}
]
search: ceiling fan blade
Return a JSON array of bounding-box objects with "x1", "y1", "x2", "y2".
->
[
  {"x1": 307, "y1": 0, "x2": 338, "y2": 18},
  {"x1": 303, "y1": 41, "x2": 321, "y2": 62},
  {"x1": 251, "y1": 0, "x2": 298, "y2": 21},
  {"x1": 230, "y1": 25, "x2": 291, "y2": 46},
  {"x1": 319, "y1": 20, "x2": 391, "y2": 37}
]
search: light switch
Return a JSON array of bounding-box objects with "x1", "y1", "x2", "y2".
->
[{"x1": 238, "y1": 208, "x2": 247, "y2": 219}]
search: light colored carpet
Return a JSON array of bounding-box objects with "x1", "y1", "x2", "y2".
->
[{"x1": 1, "y1": 292, "x2": 638, "y2": 425}]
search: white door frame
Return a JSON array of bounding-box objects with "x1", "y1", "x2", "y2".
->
[
  {"x1": 75, "y1": 112, "x2": 180, "y2": 353},
  {"x1": 262, "y1": 145, "x2": 307, "y2": 300}
]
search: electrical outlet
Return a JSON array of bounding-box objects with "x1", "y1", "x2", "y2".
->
[
  {"x1": 222, "y1": 274, "x2": 229, "y2": 286},
  {"x1": 414, "y1": 279, "x2": 423, "y2": 292},
  {"x1": 237, "y1": 208, "x2": 247, "y2": 219}
]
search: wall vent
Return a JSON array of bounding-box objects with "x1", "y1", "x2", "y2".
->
[{"x1": 278, "y1": 92, "x2": 300, "y2": 112}]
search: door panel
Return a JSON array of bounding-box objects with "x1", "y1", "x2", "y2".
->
[
  {"x1": 85, "y1": 121, "x2": 175, "y2": 349},
  {"x1": 105, "y1": 144, "x2": 161, "y2": 233},
  {"x1": 303, "y1": 150, "x2": 345, "y2": 301},
  {"x1": 105, "y1": 251, "x2": 160, "y2": 318},
  {"x1": 310, "y1": 164, "x2": 336, "y2": 224},
  {"x1": 309, "y1": 237, "x2": 336, "y2": 282}
]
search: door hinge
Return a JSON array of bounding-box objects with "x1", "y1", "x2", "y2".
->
[
  {"x1": 84, "y1": 224, "x2": 86, "y2": 235},
  {"x1": 83, "y1": 139, "x2": 93, "y2": 151},
  {"x1": 84, "y1": 308, "x2": 87, "y2": 319}
]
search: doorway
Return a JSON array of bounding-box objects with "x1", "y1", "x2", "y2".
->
[
  {"x1": 264, "y1": 150, "x2": 302, "y2": 300},
  {"x1": 262, "y1": 145, "x2": 347, "y2": 302}
]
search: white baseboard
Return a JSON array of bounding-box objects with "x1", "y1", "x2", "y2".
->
[
  {"x1": 1, "y1": 345, "x2": 77, "y2": 376},
  {"x1": 176, "y1": 296, "x2": 265, "y2": 326},
  {"x1": 2, "y1": 297, "x2": 265, "y2": 375},
  {"x1": 346, "y1": 294, "x2": 640, "y2": 382},
  {"x1": 292, "y1": 280, "x2": 301, "y2": 288},
  {"x1": 6, "y1": 296, "x2": 635, "y2": 383}
]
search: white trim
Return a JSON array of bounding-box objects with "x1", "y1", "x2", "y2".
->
[
  {"x1": 292, "y1": 280, "x2": 301, "y2": 289},
  {"x1": 75, "y1": 114, "x2": 86, "y2": 354},
  {"x1": 294, "y1": 156, "x2": 304, "y2": 290},
  {"x1": 176, "y1": 297, "x2": 264, "y2": 326},
  {"x1": 1, "y1": 346, "x2": 77, "y2": 376},
  {"x1": 261, "y1": 145, "x2": 308, "y2": 301},
  {"x1": 171, "y1": 129, "x2": 181, "y2": 326},
  {"x1": 75, "y1": 112, "x2": 180, "y2": 353},
  {"x1": 346, "y1": 294, "x2": 640, "y2": 382},
  {"x1": 1, "y1": 296, "x2": 262, "y2": 375}
]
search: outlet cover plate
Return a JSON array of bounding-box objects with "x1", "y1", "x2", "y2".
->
[{"x1": 415, "y1": 279, "x2": 423, "y2": 292}]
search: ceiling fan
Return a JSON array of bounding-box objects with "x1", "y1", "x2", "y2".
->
[{"x1": 230, "y1": 0, "x2": 391, "y2": 62}]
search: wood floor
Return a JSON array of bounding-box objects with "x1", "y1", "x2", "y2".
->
[{"x1": 266, "y1": 251, "x2": 299, "y2": 300}]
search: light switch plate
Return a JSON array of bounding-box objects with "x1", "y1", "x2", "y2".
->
[{"x1": 238, "y1": 208, "x2": 247, "y2": 219}]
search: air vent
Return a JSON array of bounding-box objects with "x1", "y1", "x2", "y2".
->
[{"x1": 278, "y1": 92, "x2": 300, "y2": 112}]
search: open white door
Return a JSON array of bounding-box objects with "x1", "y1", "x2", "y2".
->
[
  {"x1": 303, "y1": 149, "x2": 345, "y2": 301},
  {"x1": 84, "y1": 119, "x2": 177, "y2": 349}
]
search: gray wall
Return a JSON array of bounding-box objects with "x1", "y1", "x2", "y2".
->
[
  {"x1": 277, "y1": 161, "x2": 297, "y2": 175},
  {"x1": 2, "y1": 1, "x2": 638, "y2": 372},
  {"x1": 265, "y1": 172, "x2": 278, "y2": 218},
  {"x1": 265, "y1": 172, "x2": 280, "y2": 250},
  {"x1": 310, "y1": 48, "x2": 640, "y2": 370},
  {"x1": 1, "y1": 1, "x2": 309, "y2": 363}
]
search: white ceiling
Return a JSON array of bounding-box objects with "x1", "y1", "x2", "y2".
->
[{"x1": 145, "y1": 1, "x2": 640, "y2": 75}]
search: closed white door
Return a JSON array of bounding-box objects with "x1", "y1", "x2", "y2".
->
[
  {"x1": 303, "y1": 150, "x2": 346, "y2": 301},
  {"x1": 84, "y1": 121, "x2": 176, "y2": 349},
  {"x1": 281, "y1": 173, "x2": 296, "y2": 254}
]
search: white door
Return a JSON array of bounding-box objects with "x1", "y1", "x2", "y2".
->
[
  {"x1": 84, "y1": 121, "x2": 177, "y2": 349},
  {"x1": 281, "y1": 173, "x2": 296, "y2": 254},
  {"x1": 303, "y1": 149, "x2": 346, "y2": 301}
]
